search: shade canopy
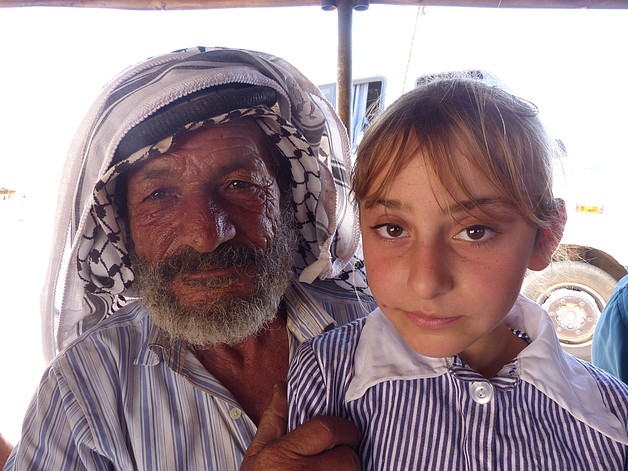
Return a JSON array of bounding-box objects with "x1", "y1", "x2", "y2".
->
[{"x1": 0, "y1": 1, "x2": 626, "y2": 8}]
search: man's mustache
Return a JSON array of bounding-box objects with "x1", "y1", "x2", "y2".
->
[{"x1": 157, "y1": 245, "x2": 264, "y2": 280}]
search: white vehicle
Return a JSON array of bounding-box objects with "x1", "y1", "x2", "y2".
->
[{"x1": 522, "y1": 142, "x2": 627, "y2": 360}]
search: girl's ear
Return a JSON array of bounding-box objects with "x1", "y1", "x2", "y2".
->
[{"x1": 528, "y1": 198, "x2": 567, "y2": 271}]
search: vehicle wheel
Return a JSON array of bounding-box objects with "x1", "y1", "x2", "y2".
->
[{"x1": 521, "y1": 261, "x2": 617, "y2": 361}]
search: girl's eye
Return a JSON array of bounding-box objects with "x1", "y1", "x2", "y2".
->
[
  {"x1": 374, "y1": 224, "x2": 407, "y2": 239},
  {"x1": 455, "y1": 225, "x2": 495, "y2": 242}
]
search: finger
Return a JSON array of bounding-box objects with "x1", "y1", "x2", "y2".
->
[
  {"x1": 246, "y1": 381, "x2": 288, "y2": 456},
  {"x1": 282, "y1": 415, "x2": 361, "y2": 456}
]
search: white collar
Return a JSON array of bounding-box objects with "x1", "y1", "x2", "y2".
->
[{"x1": 348, "y1": 295, "x2": 627, "y2": 445}]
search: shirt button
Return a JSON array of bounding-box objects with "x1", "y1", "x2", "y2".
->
[
  {"x1": 229, "y1": 408, "x2": 242, "y2": 420},
  {"x1": 470, "y1": 381, "x2": 493, "y2": 404}
]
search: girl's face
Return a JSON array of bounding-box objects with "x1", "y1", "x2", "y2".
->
[{"x1": 360, "y1": 152, "x2": 553, "y2": 373}]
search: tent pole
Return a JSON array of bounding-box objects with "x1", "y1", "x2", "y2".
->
[{"x1": 337, "y1": 0, "x2": 353, "y2": 138}]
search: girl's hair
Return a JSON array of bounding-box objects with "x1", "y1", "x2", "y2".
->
[{"x1": 352, "y1": 75, "x2": 561, "y2": 230}]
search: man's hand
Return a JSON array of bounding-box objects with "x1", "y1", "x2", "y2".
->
[{"x1": 241, "y1": 382, "x2": 360, "y2": 470}]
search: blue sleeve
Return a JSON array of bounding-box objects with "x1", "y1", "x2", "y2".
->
[
  {"x1": 592, "y1": 275, "x2": 628, "y2": 384},
  {"x1": 4, "y1": 365, "x2": 111, "y2": 470}
]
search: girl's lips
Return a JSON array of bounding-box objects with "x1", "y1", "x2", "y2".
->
[{"x1": 403, "y1": 310, "x2": 462, "y2": 330}]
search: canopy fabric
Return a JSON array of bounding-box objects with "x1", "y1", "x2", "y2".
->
[{"x1": 0, "y1": 0, "x2": 626, "y2": 9}]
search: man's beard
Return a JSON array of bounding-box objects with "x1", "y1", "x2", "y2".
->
[{"x1": 131, "y1": 213, "x2": 297, "y2": 347}]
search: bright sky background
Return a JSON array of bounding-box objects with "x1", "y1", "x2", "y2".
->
[{"x1": 1, "y1": 4, "x2": 627, "y2": 444}]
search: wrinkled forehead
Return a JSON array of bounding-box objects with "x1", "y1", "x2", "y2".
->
[
  {"x1": 125, "y1": 118, "x2": 279, "y2": 179},
  {"x1": 103, "y1": 109, "x2": 299, "y2": 221}
]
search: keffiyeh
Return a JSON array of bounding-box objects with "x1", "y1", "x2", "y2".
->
[{"x1": 42, "y1": 47, "x2": 367, "y2": 360}]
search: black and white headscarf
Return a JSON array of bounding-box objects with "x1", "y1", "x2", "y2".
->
[{"x1": 42, "y1": 47, "x2": 368, "y2": 360}]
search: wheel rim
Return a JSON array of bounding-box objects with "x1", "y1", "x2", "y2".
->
[{"x1": 541, "y1": 287, "x2": 602, "y2": 346}]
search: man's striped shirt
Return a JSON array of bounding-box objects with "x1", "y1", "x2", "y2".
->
[{"x1": 5, "y1": 279, "x2": 373, "y2": 470}]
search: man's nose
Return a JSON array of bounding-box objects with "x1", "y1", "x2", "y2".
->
[
  {"x1": 180, "y1": 197, "x2": 236, "y2": 253},
  {"x1": 407, "y1": 241, "x2": 453, "y2": 299}
]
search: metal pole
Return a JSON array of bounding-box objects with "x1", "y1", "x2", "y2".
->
[{"x1": 337, "y1": 0, "x2": 352, "y2": 138}]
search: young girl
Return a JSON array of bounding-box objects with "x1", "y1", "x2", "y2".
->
[{"x1": 287, "y1": 76, "x2": 628, "y2": 469}]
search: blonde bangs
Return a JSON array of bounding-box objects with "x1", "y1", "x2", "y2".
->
[{"x1": 353, "y1": 77, "x2": 558, "y2": 229}]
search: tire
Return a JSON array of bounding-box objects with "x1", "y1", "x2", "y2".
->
[{"x1": 521, "y1": 261, "x2": 617, "y2": 361}]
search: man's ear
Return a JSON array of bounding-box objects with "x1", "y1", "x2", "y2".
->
[{"x1": 528, "y1": 198, "x2": 567, "y2": 271}]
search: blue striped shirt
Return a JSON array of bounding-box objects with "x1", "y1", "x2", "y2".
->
[
  {"x1": 5, "y1": 279, "x2": 373, "y2": 470},
  {"x1": 288, "y1": 296, "x2": 628, "y2": 470}
]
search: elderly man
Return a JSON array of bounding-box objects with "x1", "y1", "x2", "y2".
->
[{"x1": 4, "y1": 47, "x2": 374, "y2": 470}]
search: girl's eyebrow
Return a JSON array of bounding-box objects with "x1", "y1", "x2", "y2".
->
[
  {"x1": 449, "y1": 197, "x2": 515, "y2": 215},
  {"x1": 371, "y1": 197, "x2": 514, "y2": 214},
  {"x1": 372, "y1": 199, "x2": 413, "y2": 212}
]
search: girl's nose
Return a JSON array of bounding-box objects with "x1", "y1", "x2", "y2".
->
[{"x1": 407, "y1": 241, "x2": 453, "y2": 299}]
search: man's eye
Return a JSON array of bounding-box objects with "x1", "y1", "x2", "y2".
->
[
  {"x1": 455, "y1": 225, "x2": 495, "y2": 242},
  {"x1": 373, "y1": 224, "x2": 407, "y2": 239},
  {"x1": 146, "y1": 188, "x2": 170, "y2": 201},
  {"x1": 229, "y1": 180, "x2": 255, "y2": 190}
]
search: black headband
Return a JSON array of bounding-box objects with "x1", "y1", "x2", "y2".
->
[{"x1": 113, "y1": 84, "x2": 278, "y2": 164}]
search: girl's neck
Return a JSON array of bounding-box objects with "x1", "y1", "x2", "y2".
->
[{"x1": 459, "y1": 323, "x2": 529, "y2": 379}]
